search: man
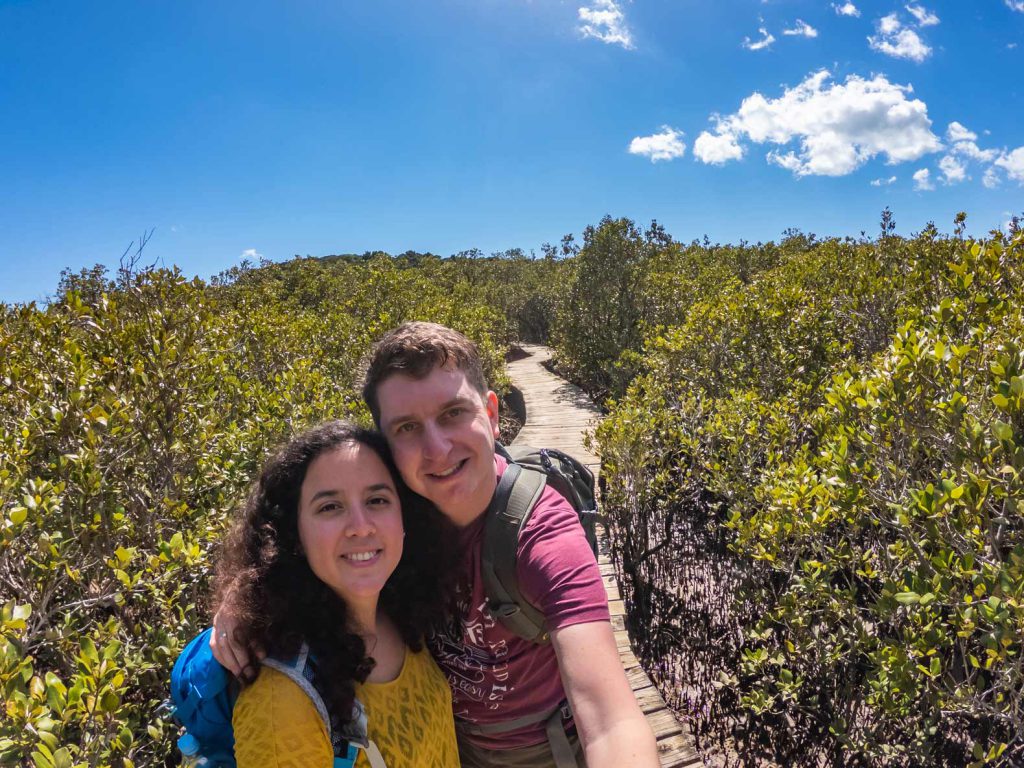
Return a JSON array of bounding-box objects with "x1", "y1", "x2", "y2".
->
[{"x1": 214, "y1": 322, "x2": 658, "y2": 768}]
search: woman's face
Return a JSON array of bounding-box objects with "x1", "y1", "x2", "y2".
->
[{"x1": 297, "y1": 441, "x2": 405, "y2": 608}]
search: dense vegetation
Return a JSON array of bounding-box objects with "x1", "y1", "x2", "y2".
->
[
  {"x1": 581, "y1": 216, "x2": 1024, "y2": 766},
  {"x1": 0, "y1": 258, "x2": 509, "y2": 767},
  {"x1": 2, "y1": 215, "x2": 1021, "y2": 766}
]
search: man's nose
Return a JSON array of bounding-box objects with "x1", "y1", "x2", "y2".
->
[{"x1": 421, "y1": 422, "x2": 451, "y2": 460}]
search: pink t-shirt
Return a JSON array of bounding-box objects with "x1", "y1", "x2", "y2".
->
[{"x1": 427, "y1": 454, "x2": 610, "y2": 750}]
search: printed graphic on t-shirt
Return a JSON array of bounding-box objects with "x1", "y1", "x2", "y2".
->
[{"x1": 429, "y1": 598, "x2": 512, "y2": 714}]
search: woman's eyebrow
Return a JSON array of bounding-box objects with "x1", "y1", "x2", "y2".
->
[
  {"x1": 366, "y1": 483, "x2": 393, "y2": 493},
  {"x1": 308, "y1": 488, "x2": 340, "y2": 503}
]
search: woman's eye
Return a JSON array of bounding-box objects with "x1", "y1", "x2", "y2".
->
[
  {"x1": 317, "y1": 502, "x2": 341, "y2": 515},
  {"x1": 368, "y1": 496, "x2": 391, "y2": 507}
]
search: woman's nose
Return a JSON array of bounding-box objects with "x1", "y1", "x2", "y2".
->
[{"x1": 344, "y1": 505, "x2": 376, "y2": 536}]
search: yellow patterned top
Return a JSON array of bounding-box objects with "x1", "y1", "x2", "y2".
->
[{"x1": 233, "y1": 646, "x2": 459, "y2": 768}]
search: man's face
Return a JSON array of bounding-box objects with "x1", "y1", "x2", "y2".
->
[{"x1": 376, "y1": 364, "x2": 500, "y2": 528}]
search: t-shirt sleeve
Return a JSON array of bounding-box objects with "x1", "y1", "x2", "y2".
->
[
  {"x1": 232, "y1": 666, "x2": 334, "y2": 768},
  {"x1": 516, "y1": 483, "x2": 610, "y2": 632}
]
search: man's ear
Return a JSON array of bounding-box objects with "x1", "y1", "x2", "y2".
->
[{"x1": 485, "y1": 390, "x2": 500, "y2": 438}]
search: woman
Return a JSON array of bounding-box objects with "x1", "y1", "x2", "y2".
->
[{"x1": 214, "y1": 420, "x2": 461, "y2": 767}]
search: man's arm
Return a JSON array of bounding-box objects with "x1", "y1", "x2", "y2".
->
[{"x1": 550, "y1": 620, "x2": 659, "y2": 767}]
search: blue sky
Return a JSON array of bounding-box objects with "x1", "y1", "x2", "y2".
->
[{"x1": 1, "y1": 0, "x2": 1022, "y2": 304}]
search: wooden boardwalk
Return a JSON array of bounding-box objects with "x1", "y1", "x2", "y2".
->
[{"x1": 507, "y1": 344, "x2": 702, "y2": 767}]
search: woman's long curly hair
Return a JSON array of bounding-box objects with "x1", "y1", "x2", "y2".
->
[{"x1": 214, "y1": 419, "x2": 460, "y2": 725}]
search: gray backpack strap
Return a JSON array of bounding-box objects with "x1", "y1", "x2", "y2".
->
[
  {"x1": 262, "y1": 644, "x2": 332, "y2": 730},
  {"x1": 455, "y1": 700, "x2": 564, "y2": 736},
  {"x1": 262, "y1": 645, "x2": 386, "y2": 767},
  {"x1": 456, "y1": 700, "x2": 579, "y2": 768},
  {"x1": 482, "y1": 462, "x2": 549, "y2": 643}
]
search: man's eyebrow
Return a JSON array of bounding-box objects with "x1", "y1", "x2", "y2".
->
[
  {"x1": 382, "y1": 396, "x2": 476, "y2": 430},
  {"x1": 441, "y1": 396, "x2": 476, "y2": 409}
]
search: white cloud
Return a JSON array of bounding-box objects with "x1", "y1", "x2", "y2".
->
[
  {"x1": 944, "y1": 123, "x2": 1000, "y2": 164},
  {"x1": 743, "y1": 27, "x2": 776, "y2": 51},
  {"x1": 871, "y1": 175, "x2": 898, "y2": 186},
  {"x1": 578, "y1": 0, "x2": 634, "y2": 49},
  {"x1": 983, "y1": 167, "x2": 1001, "y2": 189},
  {"x1": 241, "y1": 248, "x2": 263, "y2": 260},
  {"x1": 946, "y1": 121, "x2": 977, "y2": 143},
  {"x1": 833, "y1": 2, "x2": 861, "y2": 17},
  {"x1": 691, "y1": 70, "x2": 942, "y2": 177},
  {"x1": 629, "y1": 126, "x2": 687, "y2": 162},
  {"x1": 1006, "y1": 1, "x2": 1024, "y2": 12},
  {"x1": 953, "y1": 140, "x2": 998, "y2": 163},
  {"x1": 879, "y1": 13, "x2": 902, "y2": 34},
  {"x1": 693, "y1": 131, "x2": 746, "y2": 164},
  {"x1": 913, "y1": 168, "x2": 934, "y2": 190},
  {"x1": 905, "y1": 4, "x2": 939, "y2": 26},
  {"x1": 783, "y1": 20, "x2": 818, "y2": 38},
  {"x1": 869, "y1": 14, "x2": 932, "y2": 62},
  {"x1": 767, "y1": 150, "x2": 804, "y2": 173},
  {"x1": 939, "y1": 155, "x2": 967, "y2": 184},
  {"x1": 995, "y1": 147, "x2": 1024, "y2": 183}
]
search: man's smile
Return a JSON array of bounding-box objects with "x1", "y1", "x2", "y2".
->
[{"x1": 427, "y1": 458, "x2": 469, "y2": 480}]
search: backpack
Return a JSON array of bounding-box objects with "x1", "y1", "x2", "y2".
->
[
  {"x1": 168, "y1": 627, "x2": 386, "y2": 768},
  {"x1": 481, "y1": 443, "x2": 600, "y2": 644}
]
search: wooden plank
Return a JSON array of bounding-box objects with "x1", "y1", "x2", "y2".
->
[
  {"x1": 634, "y1": 684, "x2": 670, "y2": 714},
  {"x1": 656, "y1": 734, "x2": 704, "y2": 766}
]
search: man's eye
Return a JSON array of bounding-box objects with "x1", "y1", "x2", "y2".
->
[
  {"x1": 446, "y1": 407, "x2": 465, "y2": 419},
  {"x1": 395, "y1": 422, "x2": 417, "y2": 435}
]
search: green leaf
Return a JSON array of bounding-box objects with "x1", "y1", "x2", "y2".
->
[
  {"x1": 895, "y1": 592, "x2": 921, "y2": 605},
  {"x1": 99, "y1": 690, "x2": 120, "y2": 713},
  {"x1": 79, "y1": 637, "x2": 99, "y2": 665},
  {"x1": 51, "y1": 748, "x2": 72, "y2": 768},
  {"x1": 993, "y1": 421, "x2": 1014, "y2": 442}
]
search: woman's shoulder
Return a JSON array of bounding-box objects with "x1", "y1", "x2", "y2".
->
[{"x1": 233, "y1": 666, "x2": 333, "y2": 767}]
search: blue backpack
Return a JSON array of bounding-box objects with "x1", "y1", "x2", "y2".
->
[{"x1": 168, "y1": 627, "x2": 387, "y2": 768}]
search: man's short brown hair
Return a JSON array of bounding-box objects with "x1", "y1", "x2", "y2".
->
[{"x1": 361, "y1": 322, "x2": 488, "y2": 427}]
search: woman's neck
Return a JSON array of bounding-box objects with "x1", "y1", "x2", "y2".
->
[{"x1": 348, "y1": 598, "x2": 380, "y2": 637}]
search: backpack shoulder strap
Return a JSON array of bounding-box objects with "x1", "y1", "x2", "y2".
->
[
  {"x1": 263, "y1": 647, "x2": 387, "y2": 768},
  {"x1": 261, "y1": 645, "x2": 332, "y2": 730},
  {"x1": 482, "y1": 461, "x2": 549, "y2": 643}
]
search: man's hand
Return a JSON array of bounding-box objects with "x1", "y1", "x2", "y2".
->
[
  {"x1": 209, "y1": 607, "x2": 262, "y2": 679},
  {"x1": 550, "y1": 620, "x2": 659, "y2": 768}
]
